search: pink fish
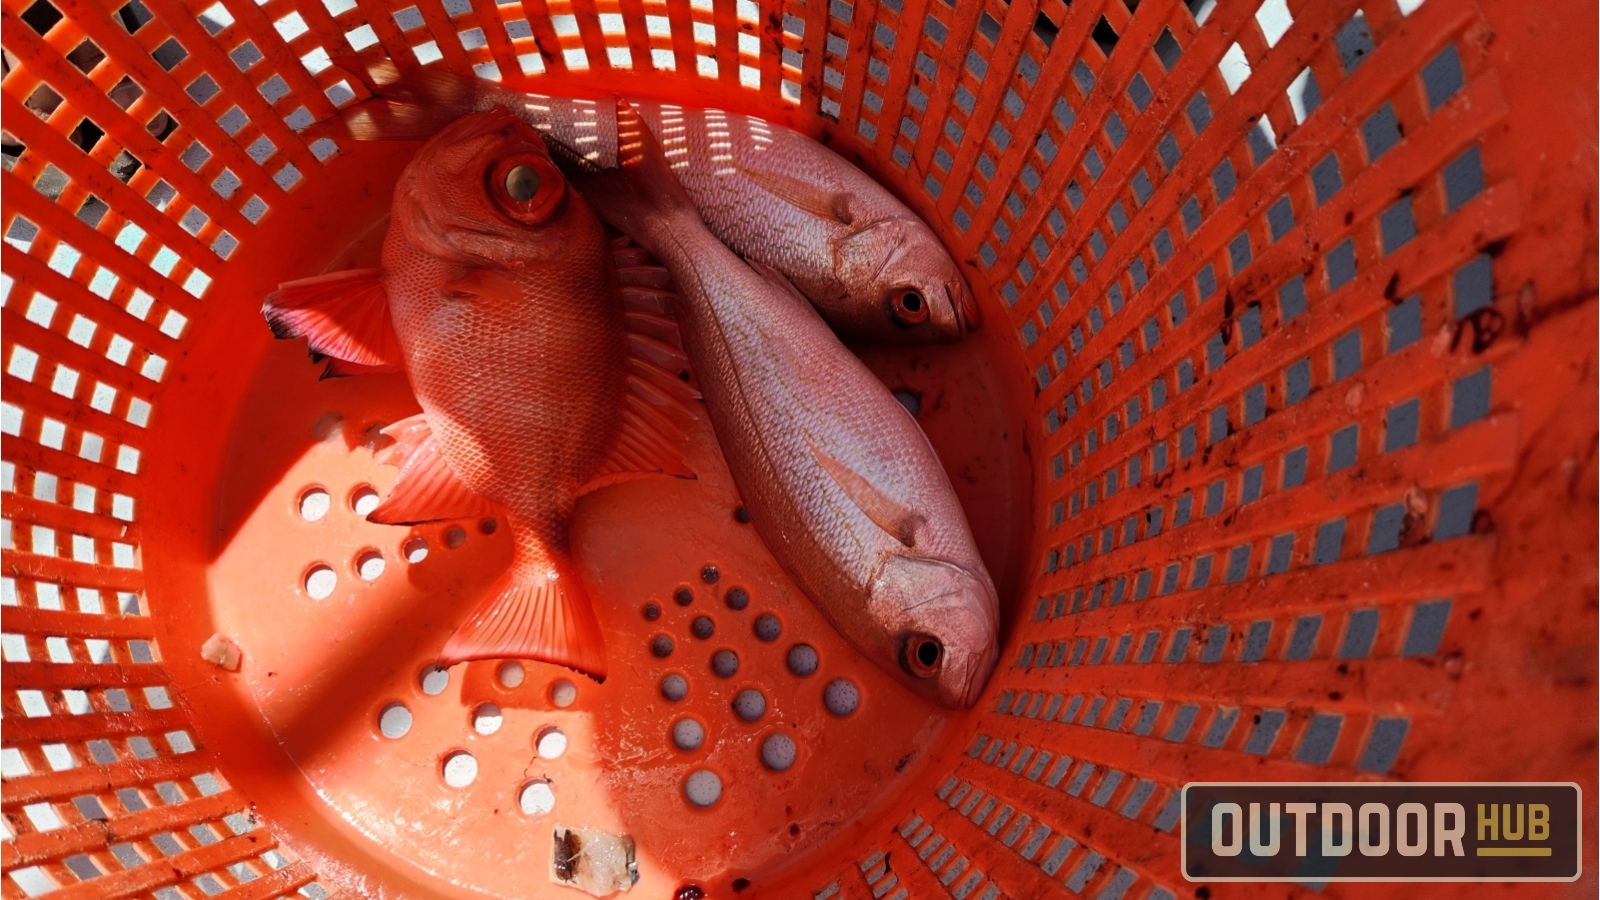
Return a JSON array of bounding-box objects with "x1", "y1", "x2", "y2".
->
[
  {"x1": 262, "y1": 108, "x2": 697, "y2": 680},
  {"x1": 571, "y1": 100, "x2": 999, "y2": 708},
  {"x1": 328, "y1": 61, "x2": 980, "y2": 344}
]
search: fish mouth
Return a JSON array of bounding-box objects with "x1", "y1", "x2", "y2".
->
[{"x1": 947, "y1": 279, "x2": 981, "y2": 333}]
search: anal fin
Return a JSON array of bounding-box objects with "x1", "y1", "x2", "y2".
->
[
  {"x1": 806, "y1": 436, "x2": 921, "y2": 548},
  {"x1": 369, "y1": 414, "x2": 499, "y2": 524}
]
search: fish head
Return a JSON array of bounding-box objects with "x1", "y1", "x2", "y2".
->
[
  {"x1": 833, "y1": 218, "x2": 981, "y2": 343},
  {"x1": 391, "y1": 105, "x2": 593, "y2": 268},
  {"x1": 869, "y1": 553, "x2": 1000, "y2": 709}
]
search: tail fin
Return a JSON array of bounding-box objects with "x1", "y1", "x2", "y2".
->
[
  {"x1": 440, "y1": 555, "x2": 608, "y2": 681},
  {"x1": 315, "y1": 56, "x2": 481, "y2": 141},
  {"x1": 567, "y1": 98, "x2": 700, "y2": 246}
]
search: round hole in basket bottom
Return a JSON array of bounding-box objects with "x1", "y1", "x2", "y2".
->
[
  {"x1": 350, "y1": 484, "x2": 380, "y2": 516},
  {"x1": 298, "y1": 487, "x2": 330, "y2": 522},
  {"x1": 520, "y1": 780, "x2": 555, "y2": 816},
  {"x1": 378, "y1": 703, "x2": 411, "y2": 739},
  {"x1": 355, "y1": 550, "x2": 384, "y2": 581},
  {"x1": 403, "y1": 537, "x2": 428, "y2": 563},
  {"x1": 497, "y1": 661, "x2": 524, "y2": 689},
  {"x1": 536, "y1": 727, "x2": 567, "y2": 759},
  {"x1": 441, "y1": 751, "x2": 477, "y2": 788},
  {"x1": 684, "y1": 769, "x2": 722, "y2": 808},
  {"x1": 303, "y1": 564, "x2": 337, "y2": 600},
  {"x1": 548, "y1": 679, "x2": 576, "y2": 708},
  {"x1": 444, "y1": 526, "x2": 467, "y2": 548},
  {"x1": 419, "y1": 665, "x2": 449, "y2": 696},
  {"x1": 472, "y1": 703, "x2": 503, "y2": 735}
]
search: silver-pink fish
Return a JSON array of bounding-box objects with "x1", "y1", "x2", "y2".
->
[
  {"x1": 330, "y1": 61, "x2": 980, "y2": 345},
  {"x1": 573, "y1": 99, "x2": 999, "y2": 708}
]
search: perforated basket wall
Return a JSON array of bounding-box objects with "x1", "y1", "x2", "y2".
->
[{"x1": 2, "y1": 0, "x2": 1596, "y2": 896}]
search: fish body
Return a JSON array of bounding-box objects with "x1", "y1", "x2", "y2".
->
[
  {"x1": 573, "y1": 100, "x2": 999, "y2": 708},
  {"x1": 333, "y1": 62, "x2": 979, "y2": 344},
  {"x1": 263, "y1": 109, "x2": 696, "y2": 679}
]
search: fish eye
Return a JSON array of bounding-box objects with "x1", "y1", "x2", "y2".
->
[
  {"x1": 504, "y1": 165, "x2": 539, "y2": 202},
  {"x1": 904, "y1": 634, "x2": 943, "y2": 678},
  {"x1": 889, "y1": 288, "x2": 930, "y2": 327}
]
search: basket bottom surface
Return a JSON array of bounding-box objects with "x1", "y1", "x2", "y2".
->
[{"x1": 166, "y1": 142, "x2": 1034, "y2": 897}]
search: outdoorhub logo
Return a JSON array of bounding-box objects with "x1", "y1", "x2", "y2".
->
[{"x1": 1182, "y1": 783, "x2": 1581, "y2": 882}]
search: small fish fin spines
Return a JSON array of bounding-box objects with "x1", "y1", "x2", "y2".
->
[
  {"x1": 438, "y1": 562, "x2": 608, "y2": 681},
  {"x1": 806, "y1": 436, "x2": 923, "y2": 548},
  {"x1": 368, "y1": 414, "x2": 500, "y2": 524},
  {"x1": 263, "y1": 269, "x2": 404, "y2": 369}
]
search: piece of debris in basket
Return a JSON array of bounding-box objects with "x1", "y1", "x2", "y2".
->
[
  {"x1": 551, "y1": 826, "x2": 638, "y2": 896},
  {"x1": 200, "y1": 633, "x2": 241, "y2": 671}
]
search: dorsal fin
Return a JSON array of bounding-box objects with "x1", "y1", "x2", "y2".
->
[
  {"x1": 263, "y1": 269, "x2": 402, "y2": 368},
  {"x1": 576, "y1": 242, "x2": 701, "y2": 498},
  {"x1": 368, "y1": 414, "x2": 500, "y2": 524},
  {"x1": 806, "y1": 436, "x2": 921, "y2": 548},
  {"x1": 737, "y1": 164, "x2": 854, "y2": 225}
]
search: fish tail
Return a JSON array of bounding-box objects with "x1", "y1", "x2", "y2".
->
[
  {"x1": 568, "y1": 98, "x2": 700, "y2": 247},
  {"x1": 312, "y1": 56, "x2": 482, "y2": 141},
  {"x1": 438, "y1": 548, "x2": 608, "y2": 682}
]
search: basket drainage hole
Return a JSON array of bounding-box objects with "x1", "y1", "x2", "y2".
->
[
  {"x1": 824, "y1": 679, "x2": 859, "y2": 716},
  {"x1": 304, "y1": 564, "x2": 337, "y2": 600},
  {"x1": 378, "y1": 703, "x2": 411, "y2": 739},
  {"x1": 753, "y1": 613, "x2": 782, "y2": 641},
  {"x1": 660, "y1": 674, "x2": 688, "y2": 702},
  {"x1": 350, "y1": 485, "x2": 380, "y2": 516},
  {"x1": 684, "y1": 770, "x2": 722, "y2": 807},
  {"x1": 442, "y1": 751, "x2": 477, "y2": 787},
  {"x1": 444, "y1": 526, "x2": 467, "y2": 548},
  {"x1": 403, "y1": 537, "x2": 428, "y2": 563},
  {"x1": 420, "y1": 665, "x2": 450, "y2": 696},
  {"x1": 787, "y1": 644, "x2": 818, "y2": 677},
  {"x1": 672, "y1": 718, "x2": 705, "y2": 751},
  {"x1": 497, "y1": 661, "x2": 524, "y2": 689},
  {"x1": 520, "y1": 780, "x2": 555, "y2": 816},
  {"x1": 549, "y1": 679, "x2": 577, "y2": 708},
  {"x1": 733, "y1": 689, "x2": 766, "y2": 722},
  {"x1": 761, "y1": 734, "x2": 796, "y2": 771},
  {"x1": 298, "y1": 488, "x2": 330, "y2": 521},
  {"x1": 711, "y1": 649, "x2": 739, "y2": 677},
  {"x1": 356, "y1": 550, "x2": 385, "y2": 581},
  {"x1": 473, "y1": 703, "x2": 503, "y2": 735},
  {"x1": 537, "y1": 727, "x2": 567, "y2": 759}
]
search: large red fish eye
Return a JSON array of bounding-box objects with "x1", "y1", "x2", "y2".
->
[
  {"x1": 488, "y1": 154, "x2": 564, "y2": 225},
  {"x1": 905, "y1": 634, "x2": 943, "y2": 678},
  {"x1": 888, "y1": 288, "x2": 930, "y2": 327}
]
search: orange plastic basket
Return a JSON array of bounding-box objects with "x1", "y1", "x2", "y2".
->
[{"x1": 2, "y1": 0, "x2": 1596, "y2": 896}]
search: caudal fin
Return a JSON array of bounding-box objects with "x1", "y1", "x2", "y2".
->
[
  {"x1": 567, "y1": 98, "x2": 700, "y2": 245},
  {"x1": 439, "y1": 559, "x2": 608, "y2": 681},
  {"x1": 314, "y1": 56, "x2": 481, "y2": 141}
]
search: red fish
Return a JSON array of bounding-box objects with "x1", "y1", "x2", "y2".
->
[
  {"x1": 323, "y1": 60, "x2": 980, "y2": 344},
  {"x1": 262, "y1": 108, "x2": 696, "y2": 680}
]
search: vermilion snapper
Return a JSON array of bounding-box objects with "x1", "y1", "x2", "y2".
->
[
  {"x1": 326, "y1": 60, "x2": 980, "y2": 345},
  {"x1": 571, "y1": 99, "x2": 1000, "y2": 708},
  {"x1": 262, "y1": 108, "x2": 698, "y2": 680}
]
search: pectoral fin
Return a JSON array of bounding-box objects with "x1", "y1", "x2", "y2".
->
[
  {"x1": 263, "y1": 268, "x2": 403, "y2": 369},
  {"x1": 738, "y1": 165, "x2": 854, "y2": 225},
  {"x1": 806, "y1": 436, "x2": 920, "y2": 548}
]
